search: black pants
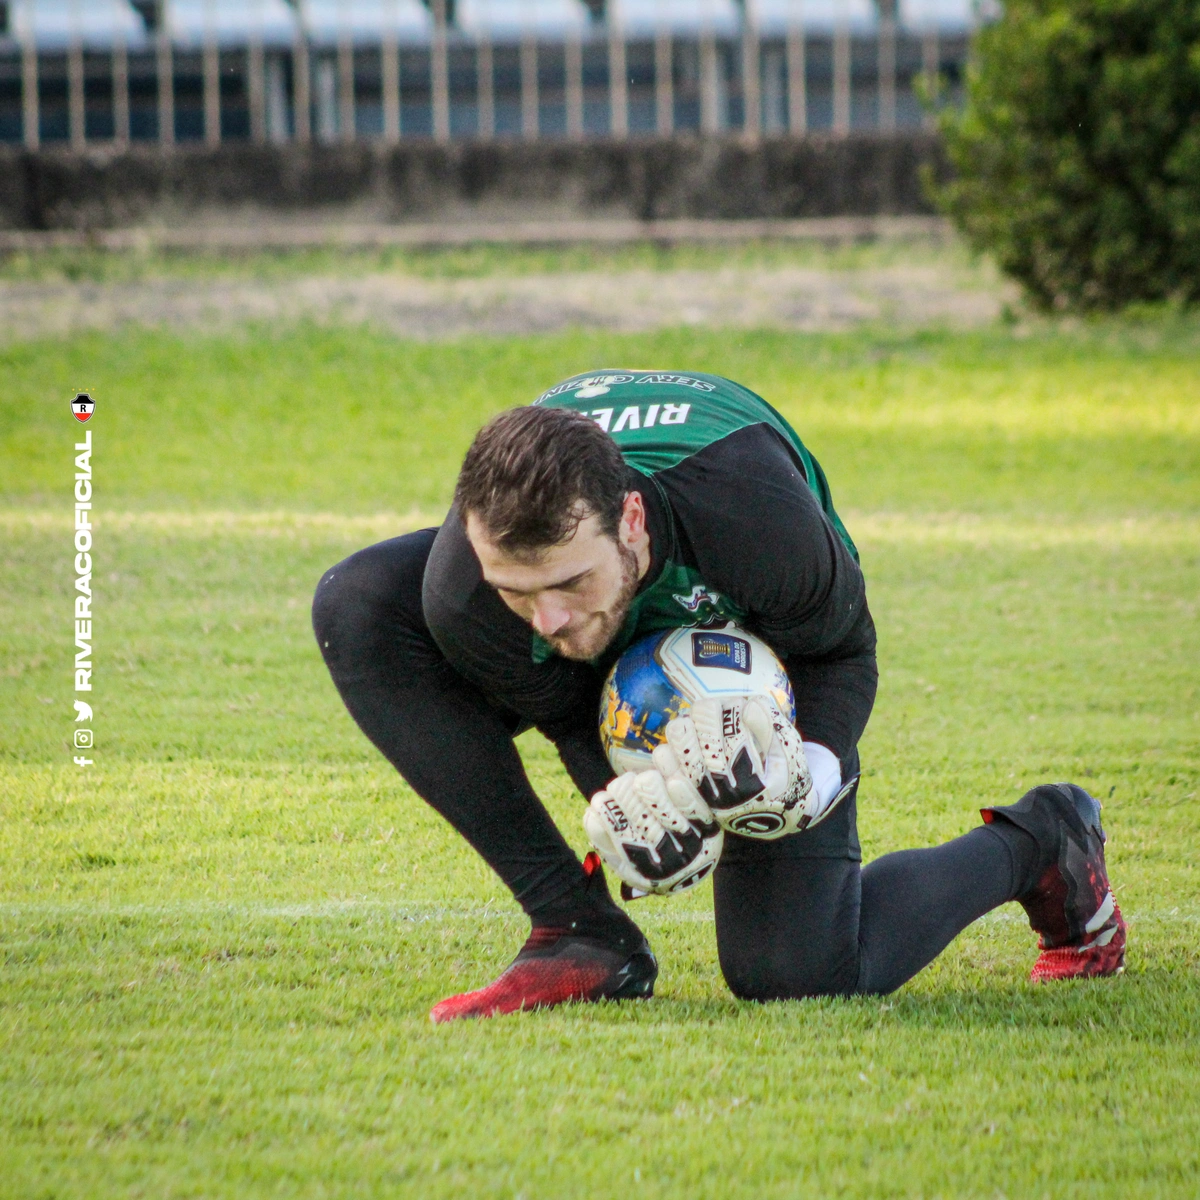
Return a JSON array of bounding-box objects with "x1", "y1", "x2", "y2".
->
[{"x1": 313, "y1": 532, "x2": 1033, "y2": 999}]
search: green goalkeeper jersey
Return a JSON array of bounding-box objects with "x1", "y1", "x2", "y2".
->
[{"x1": 530, "y1": 370, "x2": 857, "y2": 663}]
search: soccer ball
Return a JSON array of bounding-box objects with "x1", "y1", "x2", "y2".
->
[{"x1": 599, "y1": 624, "x2": 795, "y2": 775}]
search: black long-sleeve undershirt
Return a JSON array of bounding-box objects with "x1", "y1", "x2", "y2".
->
[{"x1": 421, "y1": 423, "x2": 877, "y2": 802}]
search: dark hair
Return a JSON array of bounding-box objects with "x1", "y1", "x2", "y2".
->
[{"x1": 454, "y1": 406, "x2": 629, "y2": 553}]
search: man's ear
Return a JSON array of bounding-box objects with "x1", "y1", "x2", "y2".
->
[{"x1": 619, "y1": 491, "x2": 646, "y2": 545}]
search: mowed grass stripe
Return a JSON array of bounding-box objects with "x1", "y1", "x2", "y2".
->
[
  {"x1": 6, "y1": 323, "x2": 1200, "y2": 518},
  {"x1": 5, "y1": 507, "x2": 1200, "y2": 547}
]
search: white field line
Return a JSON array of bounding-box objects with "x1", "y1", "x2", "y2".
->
[
  {"x1": 2, "y1": 509, "x2": 1199, "y2": 548},
  {"x1": 0, "y1": 901, "x2": 1192, "y2": 926}
]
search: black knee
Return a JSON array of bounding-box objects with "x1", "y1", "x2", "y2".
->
[
  {"x1": 313, "y1": 548, "x2": 379, "y2": 648},
  {"x1": 312, "y1": 530, "x2": 439, "y2": 679},
  {"x1": 719, "y1": 947, "x2": 859, "y2": 1002},
  {"x1": 312, "y1": 551, "x2": 380, "y2": 676},
  {"x1": 713, "y1": 854, "x2": 862, "y2": 1002}
]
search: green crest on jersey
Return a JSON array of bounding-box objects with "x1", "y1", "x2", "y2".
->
[{"x1": 529, "y1": 370, "x2": 857, "y2": 664}]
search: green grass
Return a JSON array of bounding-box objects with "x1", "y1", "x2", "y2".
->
[
  {"x1": 4, "y1": 319, "x2": 1198, "y2": 515},
  {"x1": 2, "y1": 317, "x2": 1199, "y2": 1197}
]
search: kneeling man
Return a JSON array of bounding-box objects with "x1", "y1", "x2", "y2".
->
[{"x1": 313, "y1": 370, "x2": 1126, "y2": 1021}]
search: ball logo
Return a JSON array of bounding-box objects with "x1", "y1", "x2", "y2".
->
[
  {"x1": 71, "y1": 393, "x2": 94, "y2": 422},
  {"x1": 690, "y1": 631, "x2": 752, "y2": 674}
]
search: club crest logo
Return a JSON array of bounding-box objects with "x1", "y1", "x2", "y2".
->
[
  {"x1": 673, "y1": 584, "x2": 724, "y2": 613},
  {"x1": 690, "y1": 631, "x2": 752, "y2": 674},
  {"x1": 71, "y1": 393, "x2": 94, "y2": 422}
]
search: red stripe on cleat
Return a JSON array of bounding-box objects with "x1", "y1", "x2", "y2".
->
[
  {"x1": 1030, "y1": 902, "x2": 1127, "y2": 981},
  {"x1": 431, "y1": 958, "x2": 617, "y2": 1022},
  {"x1": 430, "y1": 927, "x2": 658, "y2": 1023}
]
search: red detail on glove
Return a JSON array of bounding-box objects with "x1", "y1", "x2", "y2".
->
[{"x1": 582, "y1": 850, "x2": 602, "y2": 877}]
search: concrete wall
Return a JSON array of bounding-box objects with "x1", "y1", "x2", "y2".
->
[{"x1": 0, "y1": 135, "x2": 946, "y2": 231}]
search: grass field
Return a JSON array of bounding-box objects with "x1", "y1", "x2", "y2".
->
[{"x1": 2, "y1": 307, "x2": 1199, "y2": 1196}]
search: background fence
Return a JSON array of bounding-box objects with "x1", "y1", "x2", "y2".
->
[{"x1": 0, "y1": 1, "x2": 986, "y2": 149}]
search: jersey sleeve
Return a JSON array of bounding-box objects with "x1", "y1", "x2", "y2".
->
[
  {"x1": 660, "y1": 424, "x2": 869, "y2": 656},
  {"x1": 658, "y1": 423, "x2": 877, "y2": 758}
]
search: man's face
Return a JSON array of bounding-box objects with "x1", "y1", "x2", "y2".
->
[{"x1": 466, "y1": 493, "x2": 649, "y2": 662}]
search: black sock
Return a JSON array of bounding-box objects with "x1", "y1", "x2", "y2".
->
[
  {"x1": 981, "y1": 815, "x2": 1042, "y2": 897},
  {"x1": 856, "y1": 823, "x2": 1036, "y2": 993},
  {"x1": 529, "y1": 861, "x2": 646, "y2": 949}
]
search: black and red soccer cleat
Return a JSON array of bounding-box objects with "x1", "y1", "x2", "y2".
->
[
  {"x1": 429, "y1": 925, "x2": 658, "y2": 1023},
  {"x1": 430, "y1": 853, "x2": 657, "y2": 1023},
  {"x1": 983, "y1": 782, "x2": 1126, "y2": 982}
]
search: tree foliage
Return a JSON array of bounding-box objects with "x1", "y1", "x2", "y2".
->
[{"x1": 937, "y1": 0, "x2": 1200, "y2": 310}]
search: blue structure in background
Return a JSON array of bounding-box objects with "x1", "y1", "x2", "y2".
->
[{"x1": 0, "y1": 0, "x2": 985, "y2": 147}]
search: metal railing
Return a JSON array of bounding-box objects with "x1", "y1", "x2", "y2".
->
[{"x1": 0, "y1": 2, "x2": 977, "y2": 150}]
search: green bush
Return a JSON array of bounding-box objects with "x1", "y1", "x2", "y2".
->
[{"x1": 936, "y1": 0, "x2": 1200, "y2": 311}]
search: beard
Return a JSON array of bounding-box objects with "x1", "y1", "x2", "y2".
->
[{"x1": 543, "y1": 540, "x2": 642, "y2": 662}]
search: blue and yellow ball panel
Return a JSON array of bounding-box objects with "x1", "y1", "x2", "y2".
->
[{"x1": 599, "y1": 632, "x2": 687, "y2": 769}]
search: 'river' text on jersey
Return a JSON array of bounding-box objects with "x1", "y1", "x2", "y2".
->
[{"x1": 590, "y1": 404, "x2": 691, "y2": 432}]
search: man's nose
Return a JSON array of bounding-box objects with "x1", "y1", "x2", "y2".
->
[{"x1": 530, "y1": 595, "x2": 571, "y2": 638}]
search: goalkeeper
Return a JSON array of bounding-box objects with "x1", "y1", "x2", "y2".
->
[{"x1": 313, "y1": 371, "x2": 1126, "y2": 1022}]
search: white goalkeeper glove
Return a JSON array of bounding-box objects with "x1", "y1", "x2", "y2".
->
[
  {"x1": 584, "y1": 769, "x2": 724, "y2": 896},
  {"x1": 660, "y1": 695, "x2": 828, "y2": 839}
]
